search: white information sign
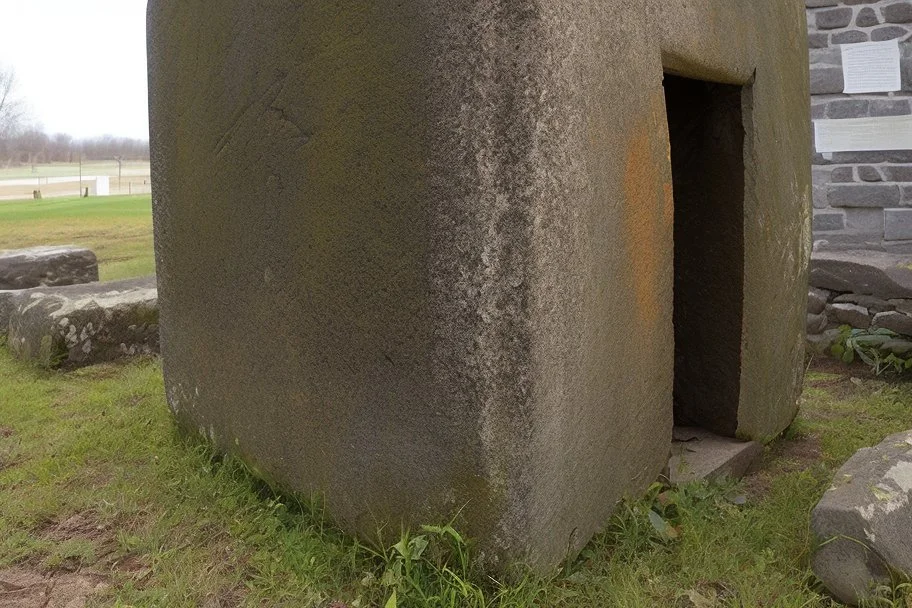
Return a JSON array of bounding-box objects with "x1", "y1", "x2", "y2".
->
[
  {"x1": 841, "y1": 40, "x2": 901, "y2": 94},
  {"x1": 815, "y1": 116, "x2": 912, "y2": 153}
]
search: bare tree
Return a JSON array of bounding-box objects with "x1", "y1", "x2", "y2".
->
[{"x1": 0, "y1": 65, "x2": 25, "y2": 138}]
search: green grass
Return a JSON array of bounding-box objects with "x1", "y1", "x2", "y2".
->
[
  {"x1": 0, "y1": 194, "x2": 154, "y2": 281},
  {"x1": 2, "y1": 198, "x2": 912, "y2": 606},
  {"x1": 2, "y1": 350, "x2": 912, "y2": 607}
]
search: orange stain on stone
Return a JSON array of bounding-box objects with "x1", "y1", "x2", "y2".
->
[{"x1": 623, "y1": 93, "x2": 673, "y2": 331}]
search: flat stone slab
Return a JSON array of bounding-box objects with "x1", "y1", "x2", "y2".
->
[
  {"x1": 6, "y1": 276, "x2": 159, "y2": 368},
  {"x1": 0, "y1": 246, "x2": 98, "y2": 290},
  {"x1": 811, "y1": 430, "x2": 912, "y2": 606},
  {"x1": 810, "y1": 250, "x2": 912, "y2": 299},
  {"x1": 667, "y1": 427, "x2": 763, "y2": 485}
]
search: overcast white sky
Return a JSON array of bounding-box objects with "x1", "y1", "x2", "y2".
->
[{"x1": 0, "y1": 0, "x2": 149, "y2": 140}]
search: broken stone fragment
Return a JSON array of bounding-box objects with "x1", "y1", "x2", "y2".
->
[
  {"x1": 811, "y1": 250, "x2": 912, "y2": 300},
  {"x1": 811, "y1": 430, "x2": 912, "y2": 606},
  {"x1": 0, "y1": 246, "x2": 98, "y2": 290},
  {"x1": 6, "y1": 276, "x2": 159, "y2": 368}
]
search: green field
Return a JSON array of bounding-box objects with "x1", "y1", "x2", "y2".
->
[
  {"x1": 1, "y1": 198, "x2": 911, "y2": 606},
  {"x1": 0, "y1": 195, "x2": 154, "y2": 281}
]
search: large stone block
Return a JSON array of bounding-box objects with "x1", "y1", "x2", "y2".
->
[
  {"x1": 0, "y1": 246, "x2": 98, "y2": 290},
  {"x1": 811, "y1": 250, "x2": 912, "y2": 298},
  {"x1": 7, "y1": 277, "x2": 159, "y2": 369},
  {"x1": 148, "y1": 0, "x2": 811, "y2": 570},
  {"x1": 812, "y1": 430, "x2": 912, "y2": 606}
]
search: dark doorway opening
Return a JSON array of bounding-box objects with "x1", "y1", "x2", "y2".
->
[{"x1": 663, "y1": 73, "x2": 746, "y2": 438}]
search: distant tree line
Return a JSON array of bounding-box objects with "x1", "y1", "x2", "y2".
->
[
  {"x1": 0, "y1": 130, "x2": 150, "y2": 166},
  {"x1": 0, "y1": 64, "x2": 149, "y2": 166}
]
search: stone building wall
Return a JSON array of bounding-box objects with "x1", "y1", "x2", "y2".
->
[{"x1": 808, "y1": 0, "x2": 912, "y2": 252}]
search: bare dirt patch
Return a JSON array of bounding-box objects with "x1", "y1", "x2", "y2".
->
[
  {"x1": 41, "y1": 513, "x2": 107, "y2": 545},
  {"x1": 0, "y1": 567, "x2": 108, "y2": 608},
  {"x1": 0, "y1": 428, "x2": 13, "y2": 438},
  {"x1": 742, "y1": 433, "x2": 823, "y2": 499}
]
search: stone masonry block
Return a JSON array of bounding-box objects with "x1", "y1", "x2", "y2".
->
[
  {"x1": 830, "y1": 166, "x2": 855, "y2": 182},
  {"x1": 814, "y1": 211, "x2": 846, "y2": 231},
  {"x1": 832, "y1": 30, "x2": 869, "y2": 44},
  {"x1": 856, "y1": 7, "x2": 880, "y2": 27},
  {"x1": 810, "y1": 67, "x2": 845, "y2": 95},
  {"x1": 885, "y1": 208, "x2": 912, "y2": 240},
  {"x1": 858, "y1": 166, "x2": 883, "y2": 182},
  {"x1": 816, "y1": 8, "x2": 854, "y2": 29},
  {"x1": 814, "y1": 185, "x2": 829, "y2": 209},
  {"x1": 828, "y1": 184, "x2": 902, "y2": 207},
  {"x1": 806, "y1": 0, "x2": 838, "y2": 7},
  {"x1": 873, "y1": 25, "x2": 910, "y2": 40},
  {"x1": 884, "y1": 1, "x2": 912, "y2": 23},
  {"x1": 883, "y1": 165, "x2": 912, "y2": 181},
  {"x1": 844, "y1": 207, "x2": 886, "y2": 234},
  {"x1": 809, "y1": 33, "x2": 831, "y2": 48},
  {"x1": 870, "y1": 99, "x2": 911, "y2": 116},
  {"x1": 827, "y1": 99, "x2": 869, "y2": 119},
  {"x1": 810, "y1": 48, "x2": 841, "y2": 65}
]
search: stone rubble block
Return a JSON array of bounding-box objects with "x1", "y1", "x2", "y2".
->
[
  {"x1": 889, "y1": 298, "x2": 912, "y2": 315},
  {"x1": 807, "y1": 329, "x2": 843, "y2": 355},
  {"x1": 833, "y1": 294, "x2": 894, "y2": 314},
  {"x1": 807, "y1": 312, "x2": 829, "y2": 335},
  {"x1": 873, "y1": 310, "x2": 912, "y2": 336},
  {"x1": 883, "y1": 338, "x2": 912, "y2": 355},
  {"x1": 828, "y1": 303, "x2": 872, "y2": 329},
  {"x1": 0, "y1": 246, "x2": 98, "y2": 290},
  {"x1": 809, "y1": 287, "x2": 830, "y2": 315},
  {"x1": 7, "y1": 277, "x2": 159, "y2": 369},
  {"x1": 812, "y1": 430, "x2": 912, "y2": 606},
  {"x1": 811, "y1": 250, "x2": 912, "y2": 299}
]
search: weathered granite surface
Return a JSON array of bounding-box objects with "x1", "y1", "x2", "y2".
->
[
  {"x1": 812, "y1": 430, "x2": 912, "y2": 606},
  {"x1": 6, "y1": 277, "x2": 158, "y2": 368},
  {"x1": 0, "y1": 246, "x2": 98, "y2": 290},
  {"x1": 149, "y1": 0, "x2": 810, "y2": 571}
]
